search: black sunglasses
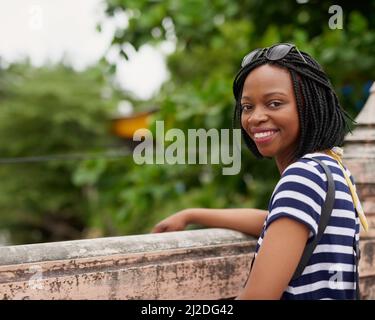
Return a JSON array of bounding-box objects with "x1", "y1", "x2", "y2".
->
[{"x1": 241, "y1": 43, "x2": 307, "y2": 67}]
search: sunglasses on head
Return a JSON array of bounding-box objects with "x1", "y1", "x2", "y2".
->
[{"x1": 241, "y1": 43, "x2": 307, "y2": 68}]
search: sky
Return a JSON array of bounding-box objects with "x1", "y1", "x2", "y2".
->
[{"x1": 0, "y1": 0, "x2": 172, "y2": 100}]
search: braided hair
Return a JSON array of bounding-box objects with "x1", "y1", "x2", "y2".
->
[{"x1": 233, "y1": 48, "x2": 354, "y2": 162}]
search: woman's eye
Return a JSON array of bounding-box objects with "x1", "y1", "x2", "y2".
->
[
  {"x1": 269, "y1": 101, "x2": 282, "y2": 108},
  {"x1": 241, "y1": 105, "x2": 253, "y2": 112}
]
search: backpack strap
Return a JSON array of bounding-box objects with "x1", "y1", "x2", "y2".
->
[{"x1": 292, "y1": 157, "x2": 335, "y2": 280}]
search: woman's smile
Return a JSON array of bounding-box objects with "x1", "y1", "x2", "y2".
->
[{"x1": 251, "y1": 128, "x2": 280, "y2": 144}]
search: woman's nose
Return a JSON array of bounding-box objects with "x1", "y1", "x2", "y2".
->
[{"x1": 247, "y1": 107, "x2": 268, "y2": 125}]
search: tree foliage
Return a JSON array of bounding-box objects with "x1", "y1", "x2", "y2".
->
[
  {"x1": 2, "y1": 0, "x2": 375, "y2": 244},
  {"x1": 97, "y1": 0, "x2": 375, "y2": 236},
  {"x1": 0, "y1": 63, "x2": 122, "y2": 244}
]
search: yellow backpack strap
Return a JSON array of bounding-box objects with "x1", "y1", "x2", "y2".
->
[{"x1": 325, "y1": 148, "x2": 369, "y2": 232}]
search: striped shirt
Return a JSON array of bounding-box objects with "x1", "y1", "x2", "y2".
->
[{"x1": 254, "y1": 151, "x2": 360, "y2": 300}]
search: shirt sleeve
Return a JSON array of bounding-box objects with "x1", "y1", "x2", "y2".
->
[{"x1": 265, "y1": 160, "x2": 328, "y2": 240}]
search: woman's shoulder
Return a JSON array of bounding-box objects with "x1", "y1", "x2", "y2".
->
[
  {"x1": 267, "y1": 152, "x2": 332, "y2": 237},
  {"x1": 280, "y1": 151, "x2": 332, "y2": 184},
  {"x1": 272, "y1": 151, "x2": 340, "y2": 202},
  {"x1": 301, "y1": 150, "x2": 355, "y2": 185},
  {"x1": 276, "y1": 150, "x2": 356, "y2": 199},
  {"x1": 282, "y1": 151, "x2": 353, "y2": 180}
]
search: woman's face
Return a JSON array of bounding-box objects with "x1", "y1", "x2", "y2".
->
[{"x1": 240, "y1": 64, "x2": 300, "y2": 166}]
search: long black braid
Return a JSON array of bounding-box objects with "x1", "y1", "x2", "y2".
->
[{"x1": 232, "y1": 48, "x2": 355, "y2": 162}]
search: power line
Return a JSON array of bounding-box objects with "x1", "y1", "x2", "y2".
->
[{"x1": 0, "y1": 149, "x2": 132, "y2": 164}]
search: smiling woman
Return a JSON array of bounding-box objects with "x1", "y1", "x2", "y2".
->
[
  {"x1": 152, "y1": 43, "x2": 368, "y2": 300},
  {"x1": 230, "y1": 43, "x2": 367, "y2": 300}
]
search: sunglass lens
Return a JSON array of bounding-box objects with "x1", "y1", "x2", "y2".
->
[
  {"x1": 241, "y1": 48, "x2": 261, "y2": 67},
  {"x1": 267, "y1": 44, "x2": 294, "y2": 61}
]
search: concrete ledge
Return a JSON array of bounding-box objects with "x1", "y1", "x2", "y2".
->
[
  {"x1": 0, "y1": 229, "x2": 374, "y2": 300},
  {"x1": 0, "y1": 228, "x2": 255, "y2": 265},
  {"x1": 0, "y1": 229, "x2": 256, "y2": 300}
]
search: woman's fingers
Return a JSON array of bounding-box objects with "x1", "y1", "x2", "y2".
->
[
  {"x1": 151, "y1": 212, "x2": 187, "y2": 233},
  {"x1": 151, "y1": 222, "x2": 168, "y2": 233}
]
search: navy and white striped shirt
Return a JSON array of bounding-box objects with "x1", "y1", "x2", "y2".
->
[{"x1": 255, "y1": 151, "x2": 360, "y2": 300}]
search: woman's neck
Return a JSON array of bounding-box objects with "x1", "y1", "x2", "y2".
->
[{"x1": 275, "y1": 156, "x2": 294, "y2": 175}]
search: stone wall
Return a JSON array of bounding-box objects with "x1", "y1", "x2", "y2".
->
[
  {"x1": 0, "y1": 229, "x2": 254, "y2": 300},
  {"x1": 344, "y1": 82, "x2": 375, "y2": 238},
  {"x1": 0, "y1": 228, "x2": 374, "y2": 300}
]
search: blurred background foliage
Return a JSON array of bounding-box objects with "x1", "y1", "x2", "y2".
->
[{"x1": 1, "y1": 0, "x2": 375, "y2": 244}]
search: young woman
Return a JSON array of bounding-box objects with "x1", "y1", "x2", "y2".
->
[{"x1": 151, "y1": 43, "x2": 368, "y2": 300}]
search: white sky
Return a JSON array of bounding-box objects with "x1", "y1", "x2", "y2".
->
[{"x1": 0, "y1": 0, "x2": 172, "y2": 100}]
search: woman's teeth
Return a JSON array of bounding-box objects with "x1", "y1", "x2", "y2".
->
[{"x1": 254, "y1": 131, "x2": 277, "y2": 139}]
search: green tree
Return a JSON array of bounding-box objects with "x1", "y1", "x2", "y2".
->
[
  {"x1": 0, "y1": 63, "x2": 122, "y2": 244},
  {"x1": 93, "y1": 0, "x2": 375, "y2": 236}
]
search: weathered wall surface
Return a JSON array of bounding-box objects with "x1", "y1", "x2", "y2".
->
[
  {"x1": 0, "y1": 229, "x2": 256, "y2": 300},
  {"x1": 344, "y1": 82, "x2": 375, "y2": 238},
  {"x1": 0, "y1": 228, "x2": 374, "y2": 300}
]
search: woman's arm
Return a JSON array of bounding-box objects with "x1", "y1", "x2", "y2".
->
[
  {"x1": 151, "y1": 208, "x2": 268, "y2": 238},
  {"x1": 236, "y1": 217, "x2": 310, "y2": 299}
]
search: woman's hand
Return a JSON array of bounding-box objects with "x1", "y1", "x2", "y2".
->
[
  {"x1": 151, "y1": 208, "x2": 268, "y2": 237},
  {"x1": 151, "y1": 209, "x2": 192, "y2": 233}
]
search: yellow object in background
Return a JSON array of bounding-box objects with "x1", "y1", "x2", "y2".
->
[{"x1": 111, "y1": 111, "x2": 154, "y2": 139}]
